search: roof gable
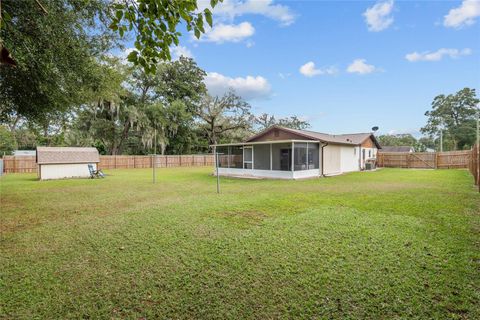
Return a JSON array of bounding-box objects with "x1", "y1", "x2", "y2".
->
[{"x1": 246, "y1": 126, "x2": 317, "y2": 142}]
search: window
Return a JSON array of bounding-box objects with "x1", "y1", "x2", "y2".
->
[
  {"x1": 254, "y1": 144, "x2": 270, "y2": 170},
  {"x1": 354, "y1": 148, "x2": 356, "y2": 155},
  {"x1": 369, "y1": 150, "x2": 371, "y2": 158}
]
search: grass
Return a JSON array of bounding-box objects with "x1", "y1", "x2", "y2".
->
[{"x1": 1, "y1": 168, "x2": 479, "y2": 319}]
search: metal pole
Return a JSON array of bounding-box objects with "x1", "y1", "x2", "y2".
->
[
  {"x1": 153, "y1": 127, "x2": 156, "y2": 184},
  {"x1": 216, "y1": 151, "x2": 220, "y2": 194}
]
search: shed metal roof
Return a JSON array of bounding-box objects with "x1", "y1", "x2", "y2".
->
[{"x1": 36, "y1": 147, "x2": 100, "y2": 164}]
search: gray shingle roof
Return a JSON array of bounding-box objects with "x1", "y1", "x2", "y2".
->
[
  {"x1": 246, "y1": 126, "x2": 381, "y2": 148},
  {"x1": 36, "y1": 147, "x2": 100, "y2": 164}
]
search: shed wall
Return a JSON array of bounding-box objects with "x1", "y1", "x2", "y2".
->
[{"x1": 40, "y1": 163, "x2": 96, "y2": 180}]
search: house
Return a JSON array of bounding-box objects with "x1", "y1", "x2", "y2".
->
[
  {"x1": 36, "y1": 147, "x2": 100, "y2": 180},
  {"x1": 213, "y1": 126, "x2": 381, "y2": 179},
  {"x1": 380, "y1": 146, "x2": 415, "y2": 153}
]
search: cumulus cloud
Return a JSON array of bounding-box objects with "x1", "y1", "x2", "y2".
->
[
  {"x1": 299, "y1": 62, "x2": 338, "y2": 77},
  {"x1": 170, "y1": 46, "x2": 194, "y2": 59},
  {"x1": 444, "y1": 0, "x2": 480, "y2": 28},
  {"x1": 346, "y1": 59, "x2": 380, "y2": 74},
  {"x1": 199, "y1": 0, "x2": 296, "y2": 26},
  {"x1": 204, "y1": 72, "x2": 272, "y2": 100},
  {"x1": 363, "y1": 0, "x2": 395, "y2": 31},
  {"x1": 199, "y1": 22, "x2": 254, "y2": 43},
  {"x1": 405, "y1": 48, "x2": 472, "y2": 62}
]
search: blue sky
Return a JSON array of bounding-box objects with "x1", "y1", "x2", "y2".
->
[{"x1": 131, "y1": 1, "x2": 480, "y2": 136}]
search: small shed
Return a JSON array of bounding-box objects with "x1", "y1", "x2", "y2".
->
[{"x1": 36, "y1": 147, "x2": 100, "y2": 180}]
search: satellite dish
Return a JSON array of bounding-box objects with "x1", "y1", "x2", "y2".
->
[{"x1": 371, "y1": 126, "x2": 379, "y2": 132}]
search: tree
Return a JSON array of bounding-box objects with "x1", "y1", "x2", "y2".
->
[
  {"x1": 421, "y1": 88, "x2": 479, "y2": 150},
  {"x1": 195, "y1": 92, "x2": 253, "y2": 149},
  {"x1": 0, "y1": 125, "x2": 16, "y2": 156},
  {"x1": 0, "y1": 0, "x2": 116, "y2": 123},
  {"x1": 255, "y1": 113, "x2": 311, "y2": 131},
  {"x1": 69, "y1": 57, "x2": 207, "y2": 155},
  {"x1": 109, "y1": 0, "x2": 221, "y2": 72},
  {"x1": 278, "y1": 116, "x2": 310, "y2": 130},
  {"x1": 377, "y1": 134, "x2": 417, "y2": 147}
]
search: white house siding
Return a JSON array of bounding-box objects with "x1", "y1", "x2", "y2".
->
[
  {"x1": 340, "y1": 146, "x2": 360, "y2": 173},
  {"x1": 216, "y1": 168, "x2": 321, "y2": 179},
  {"x1": 323, "y1": 145, "x2": 342, "y2": 175},
  {"x1": 360, "y1": 147, "x2": 377, "y2": 169},
  {"x1": 40, "y1": 163, "x2": 96, "y2": 180}
]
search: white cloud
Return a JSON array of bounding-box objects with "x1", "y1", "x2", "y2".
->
[
  {"x1": 405, "y1": 48, "x2": 472, "y2": 62},
  {"x1": 444, "y1": 0, "x2": 480, "y2": 28},
  {"x1": 204, "y1": 72, "x2": 272, "y2": 100},
  {"x1": 199, "y1": 0, "x2": 296, "y2": 26},
  {"x1": 347, "y1": 59, "x2": 380, "y2": 74},
  {"x1": 363, "y1": 0, "x2": 395, "y2": 32},
  {"x1": 199, "y1": 22, "x2": 255, "y2": 43},
  {"x1": 299, "y1": 61, "x2": 338, "y2": 77},
  {"x1": 170, "y1": 46, "x2": 194, "y2": 60}
]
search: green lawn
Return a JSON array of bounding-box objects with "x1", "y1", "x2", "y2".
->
[{"x1": 1, "y1": 168, "x2": 479, "y2": 319}]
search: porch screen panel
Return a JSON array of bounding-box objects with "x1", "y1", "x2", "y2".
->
[
  {"x1": 272, "y1": 143, "x2": 292, "y2": 171},
  {"x1": 244, "y1": 147, "x2": 253, "y2": 169},
  {"x1": 294, "y1": 143, "x2": 308, "y2": 171},
  {"x1": 253, "y1": 144, "x2": 270, "y2": 170},
  {"x1": 216, "y1": 146, "x2": 229, "y2": 167},
  {"x1": 229, "y1": 146, "x2": 243, "y2": 168},
  {"x1": 308, "y1": 143, "x2": 319, "y2": 169}
]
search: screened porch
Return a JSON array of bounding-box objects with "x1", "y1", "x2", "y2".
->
[{"x1": 214, "y1": 141, "x2": 321, "y2": 179}]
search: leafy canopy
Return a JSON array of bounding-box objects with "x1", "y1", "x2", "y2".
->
[
  {"x1": 109, "y1": 0, "x2": 221, "y2": 73},
  {"x1": 421, "y1": 88, "x2": 479, "y2": 150}
]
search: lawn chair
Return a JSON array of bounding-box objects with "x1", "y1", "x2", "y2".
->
[{"x1": 88, "y1": 164, "x2": 105, "y2": 179}]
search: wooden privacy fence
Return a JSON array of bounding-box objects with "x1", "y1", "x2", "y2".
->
[
  {"x1": 1, "y1": 154, "x2": 215, "y2": 173},
  {"x1": 468, "y1": 144, "x2": 479, "y2": 190},
  {"x1": 97, "y1": 155, "x2": 215, "y2": 169},
  {"x1": 377, "y1": 150, "x2": 472, "y2": 169}
]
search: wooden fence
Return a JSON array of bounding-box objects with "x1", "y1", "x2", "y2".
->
[
  {"x1": 1, "y1": 154, "x2": 215, "y2": 174},
  {"x1": 377, "y1": 150, "x2": 471, "y2": 169},
  {"x1": 468, "y1": 144, "x2": 479, "y2": 190}
]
